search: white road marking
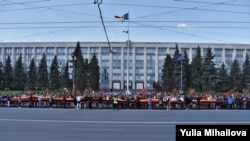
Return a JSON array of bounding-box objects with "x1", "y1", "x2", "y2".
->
[{"x1": 0, "y1": 119, "x2": 250, "y2": 124}]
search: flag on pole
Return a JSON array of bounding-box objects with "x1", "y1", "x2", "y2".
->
[
  {"x1": 123, "y1": 13, "x2": 129, "y2": 20},
  {"x1": 123, "y1": 30, "x2": 128, "y2": 33},
  {"x1": 177, "y1": 55, "x2": 183, "y2": 61},
  {"x1": 140, "y1": 87, "x2": 147, "y2": 95},
  {"x1": 114, "y1": 13, "x2": 129, "y2": 21}
]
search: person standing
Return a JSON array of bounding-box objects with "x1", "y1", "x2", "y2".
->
[
  {"x1": 88, "y1": 95, "x2": 93, "y2": 110},
  {"x1": 135, "y1": 95, "x2": 140, "y2": 109},
  {"x1": 113, "y1": 95, "x2": 119, "y2": 111},
  {"x1": 125, "y1": 96, "x2": 130, "y2": 109},
  {"x1": 166, "y1": 95, "x2": 171, "y2": 110},
  {"x1": 228, "y1": 96, "x2": 233, "y2": 109},
  {"x1": 196, "y1": 96, "x2": 201, "y2": 109},
  {"x1": 62, "y1": 94, "x2": 66, "y2": 109},
  {"x1": 159, "y1": 96, "x2": 163, "y2": 109},
  {"x1": 76, "y1": 95, "x2": 82, "y2": 110},
  {"x1": 0, "y1": 93, "x2": 2, "y2": 107},
  {"x1": 18, "y1": 93, "x2": 22, "y2": 108},
  {"x1": 215, "y1": 96, "x2": 221, "y2": 110},
  {"x1": 49, "y1": 94, "x2": 53, "y2": 108},
  {"x1": 6, "y1": 94, "x2": 11, "y2": 107},
  {"x1": 29, "y1": 93, "x2": 33, "y2": 108},
  {"x1": 148, "y1": 96, "x2": 152, "y2": 110},
  {"x1": 98, "y1": 95, "x2": 103, "y2": 109},
  {"x1": 38, "y1": 94, "x2": 42, "y2": 108}
]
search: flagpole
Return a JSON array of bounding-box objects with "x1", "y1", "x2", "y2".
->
[
  {"x1": 180, "y1": 60, "x2": 182, "y2": 94},
  {"x1": 177, "y1": 55, "x2": 183, "y2": 94},
  {"x1": 126, "y1": 12, "x2": 130, "y2": 95}
]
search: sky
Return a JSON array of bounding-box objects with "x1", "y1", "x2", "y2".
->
[{"x1": 0, "y1": 0, "x2": 249, "y2": 44}]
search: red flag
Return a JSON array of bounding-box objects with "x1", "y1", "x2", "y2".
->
[
  {"x1": 224, "y1": 91, "x2": 230, "y2": 96},
  {"x1": 114, "y1": 15, "x2": 124, "y2": 20},
  {"x1": 140, "y1": 88, "x2": 147, "y2": 95}
]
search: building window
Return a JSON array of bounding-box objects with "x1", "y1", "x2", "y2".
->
[
  {"x1": 225, "y1": 49, "x2": 233, "y2": 72},
  {"x1": 247, "y1": 49, "x2": 250, "y2": 56},
  {"x1": 203, "y1": 48, "x2": 208, "y2": 57},
  {"x1": 236, "y1": 49, "x2": 244, "y2": 69},
  {"x1": 169, "y1": 48, "x2": 175, "y2": 57},
  {"x1": 47, "y1": 47, "x2": 54, "y2": 54},
  {"x1": 5, "y1": 48, "x2": 12, "y2": 54},
  {"x1": 57, "y1": 47, "x2": 65, "y2": 54},
  {"x1": 158, "y1": 48, "x2": 167, "y2": 56},
  {"x1": 36, "y1": 47, "x2": 44, "y2": 54},
  {"x1": 15, "y1": 48, "x2": 22, "y2": 55},
  {"x1": 181, "y1": 48, "x2": 189, "y2": 56},
  {"x1": 214, "y1": 49, "x2": 222, "y2": 68},
  {"x1": 25, "y1": 47, "x2": 33, "y2": 54}
]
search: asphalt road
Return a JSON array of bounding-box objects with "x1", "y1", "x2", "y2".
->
[{"x1": 0, "y1": 108, "x2": 250, "y2": 141}]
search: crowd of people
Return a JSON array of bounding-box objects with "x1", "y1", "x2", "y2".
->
[{"x1": 0, "y1": 90, "x2": 250, "y2": 110}]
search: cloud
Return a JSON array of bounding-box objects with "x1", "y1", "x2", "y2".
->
[{"x1": 177, "y1": 23, "x2": 187, "y2": 28}]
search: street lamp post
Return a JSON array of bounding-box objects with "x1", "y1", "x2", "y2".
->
[
  {"x1": 125, "y1": 19, "x2": 130, "y2": 95},
  {"x1": 72, "y1": 55, "x2": 77, "y2": 95},
  {"x1": 247, "y1": 81, "x2": 250, "y2": 96}
]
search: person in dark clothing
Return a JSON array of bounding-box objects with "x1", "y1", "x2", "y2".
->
[
  {"x1": 125, "y1": 96, "x2": 130, "y2": 109},
  {"x1": 29, "y1": 93, "x2": 33, "y2": 108},
  {"x1": 73, "y1": 95, "x2": 77, "y2": 109},
  {"x1": 62, "y1": 95, "x2": 66, "y2": 108},
  {"x1": 98, "y1": 95, "x2": 103, "y2": 109},
  {"x1": 187, "y1": 97, "x2": 193, "y2": 110},
  {"x1": 6, "y1": 95, "x2": 11, "y2": 107},
  {"x1": 196, "y1": 96, "x2": 201, "y2": 109},
  {"x1": 166, "y1": 95, "x2": 171, "y2": 110},
  {"x1": 136, "y1": 95, "x2": 140, "y2": 109},
  {"x1": 88, "y1": 96, "x2": 93, "y2": 109},
  {"x1": 184, "y1": 96, "x2": 189, "y2": 109},
  {"x1": 0, "y1": 94, "x2": 3, "y2": 107},
  {"x1": 246, "y1": 97, "x2": 249, "y2": 110},
  {"x1": 18, "y1": 94, "x2": 22, "y2": 108},
  {"x1": 159, "y1": 96, "x2": 163, "y2": 109},
  {"x1": 49, "y1": 94, "x2": 54, "y2": 108},
  {"x1": 215, "y1": 96, "x2": 221, "y2": 110}
]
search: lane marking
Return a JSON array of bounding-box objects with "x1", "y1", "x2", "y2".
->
[{"x1": 1, "y1": 119, "x2": 250, "y2": 124}]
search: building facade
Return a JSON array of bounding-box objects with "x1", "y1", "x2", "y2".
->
[{"x1": 0, "y1": 42, "x2": 250, "y2": 90}]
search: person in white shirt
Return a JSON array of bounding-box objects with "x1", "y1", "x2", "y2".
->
[
  {"x1": 76, "y1": 95, "x2": 82, "y2": 110},
  {"x1": 38, "y1": 94, "x2": 42, "y2": 108}
]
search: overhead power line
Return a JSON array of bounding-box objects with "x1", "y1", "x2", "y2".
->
[
  {"x1": 174, "y1": 0, "x2": 250, "y2": 7},
  {"x1": 0, "y1": 2, "x2": 93, "y2": 12},
  {"x1": 103, "y1": 2, "x2": 250, "y2": 15},
  {"x1": 0, "y1": 0, "x2": 50, "y2": 6},
  {"x1": 0, "y1": 25, "x2": 249, "y2": 29},
  {"x1": 1, "y1": 1, "x2": 249, "y2": 15},
  {"x1": 1, "y1": 20, "x2": 250, "y2": 25}
]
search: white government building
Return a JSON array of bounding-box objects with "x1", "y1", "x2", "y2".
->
[{"x1": 0, "y1": 41, "x2": 250, "y2": 90}]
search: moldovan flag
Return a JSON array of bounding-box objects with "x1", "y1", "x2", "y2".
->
[
  {"x1": 114, "y1": 13, "x2": 129, "y2": 21},
  {"x1": 140, "y1": 87, "x2": 147, "y2": 95},
  {"x1": 123, "y1": 30, "x2": 128, "y2": 33}
]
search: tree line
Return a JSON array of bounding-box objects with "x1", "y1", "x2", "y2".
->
[
  {"x1": 156, "y1": 44, "x2": 250, "y2": 94},
  {"x1": 0, "y1": 42, "x2": 100, "y2": 93},
  {"x1": 1, "y1": 42, "x2": 250, "y2": 94}
]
